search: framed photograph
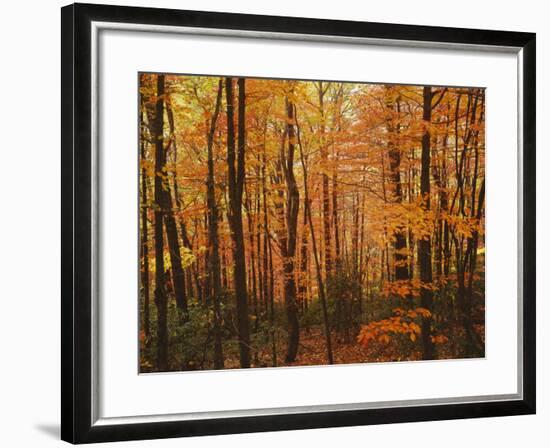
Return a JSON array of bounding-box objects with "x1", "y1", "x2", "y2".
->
[{"x1": 61, "y1": 2, "x2": 536, "y2": 443}]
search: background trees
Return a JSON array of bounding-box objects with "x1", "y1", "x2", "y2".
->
[{"x1": 139, "y1": 74, "x2": 485, "y2": 371}]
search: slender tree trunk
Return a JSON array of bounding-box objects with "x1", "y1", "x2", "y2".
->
[
  {"x1": 295, "y1": 104, "x2": 334, "y2": 364},
  {"x1": 358, "y1": 187, "x2": 367, "y2": 315},
  {"x1": 164, "y1": 193, "x2": 187, "y2": 313},
  {"x1": 408, "y1": 147, "x2": 416, "y2": 280},
  {"x1": 332, "y1": 85, "x2": 343, "y2": 271},
  {"x1": 221, "y1": 243, "x2": 228, "y2": 289},
  {"x1": 317, "y1": 82, "x2": 332, "y2": 277},
  {"x1": 139, "y1": 97, "x2": 151, "y2": 343},
  {"x1": 261, "y1": 147, "x2": 277, "y2": 366},
  {"x1": 419, "y1": 86, "x2": 435, "y2": 360},
  {"x1": 165, "y1": 103, "x2": 188, "y2": 313},
  {"x1": 281, "y1": 96, "x2": 300, "y2": 364},
  {"x1": 245, "y1": 189, "x2": 259, "y2": 332},
  {"x1": 268, "y1": 227, "x2": 277, "y2": 367},
  {"x1": 332, "y1": 166, "x2": 341, "y2": 269},
  {"x1": 352, "y1": 193, "x2": 359, "y2": 277},
  {"x1": 152, "y1": 74, "x2": 168, "y2": 370},
  {"x1": 298, "y1": 197, "x2": 310, "y2": 313},
  {"x1": 206, "y1": 80, "x2": 224, "y2": 369},
  {"x1": 255, "y1": 162, "x2": 264, "y2": 321},
  {"x1": 225, "y1": 77, "x2": 251, "y2": 368}
]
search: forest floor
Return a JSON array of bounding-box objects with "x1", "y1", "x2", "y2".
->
[
  {"x1": 221, "y1": 323, "x2": 484, "y2": 370},
  {"x1": 141, "y1": 322, "x2": 485, "y2": 372},
  {"x1": 290, "y1": 327, "x2": 384, "y2": 367},
  {"x1": 222, "y1": 326, "x2": 425, "y2": 370}
]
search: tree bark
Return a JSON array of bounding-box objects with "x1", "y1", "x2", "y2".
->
[
  {"x1": 317, "y1": 82, "x2": 332, "y2": 277},
  {"x1": 164, "y1": 192, "x2": 187, "y2": 313},
  {"x1": 419, "y1": 86, "x2": 435, "y2": 360},
  {"x1": 385, "y1": 86, "x2": 409, "y2": 282},
  {"x1": 298, "y1": 196, "x2": 310, "y2": 312},
  {"x1": 281, "y1": 96, "x2": 300, "y2": 364},
  {"x1": 225, "y1": 77, "x2": 251, "y2": 368},
  {"x1": 139, "y1": 93, "x2": 151, "y2": 343},
  {"x1": 165, "y1": 102, "x2": 187, "y2": 313},
  {"x1": 152, "y1": 74, "x2": 168, "y2": 370},
  {"x1": 261, "y1": 147, "x2": 277, "y2": 366},
  {"x1": 244, "y1": 189, "x2": 258, "y2": 331},
  {"x1": 206, "y1": 79, "x2": 224, "y2": 369}
]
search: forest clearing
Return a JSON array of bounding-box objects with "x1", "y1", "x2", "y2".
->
[{"x1": 138, "y1": 73, "x2": 485, "y2": 372}]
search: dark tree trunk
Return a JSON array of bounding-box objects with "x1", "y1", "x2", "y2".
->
[
  {"x1": 281, "y1": 96, "x2": 300, "y2": 364},
  {"x1": 254, "y1": 154, "x2": 264, "y2": 320},
  {"x1": 332, "y1": 169, "x2": 341, "y2": 269},
  {"x1": 419, "y1": 86, "x2": 435, "y2": 360},
  {"x1": 164, "y1": 195, "x2": 186, "y2": 313},
  {"x1": 268, "y1": 226, "x2": 277, "y2": 367},
  {"x1": 261, "y1": 147, "x2": 277, "y2": 366},
  {"x1": 298, "y1": 196, "x2": 310, "y2": 312},
  {"x1": 165, "y1": 103, "x2": 187, "y2": 313},
  {"x1": 206, "y1": 80, "x2": 224, "y2": 369},
  {"x1": 317, "y1": 82, "x2": 332, "y2": 277},
  {"x1": 139, "y1": 95, "x2": 151, "y2": 343},
  {"x1": 385, "y1": 86, "x2": 409, "y2": 282},
  {"x1": 244, "y1": 189, "x2": 258, "y2": 332},
  {"x1": 352, "y1": 193, "x2": 360, "y2": 276},
  {"x1": 408, "y1": 147, "x2": 416, "y2": 280},
  {"x1": 152, "y1": 74, "x2": 168, "y2": 370},
  {"x1": 225, "y1": 77, "x2": 251, "y2": 368}
]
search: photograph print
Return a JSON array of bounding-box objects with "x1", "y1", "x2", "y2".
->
[{"x1": 138, "y1": 73, "x2": 485, "y2": 373}]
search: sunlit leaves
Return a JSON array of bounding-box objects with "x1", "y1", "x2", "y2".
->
[
  {"x1": 357, "y1": 307, "x2": 430, "y2": 348},
  {"x1": 138, "y1": 73, "x2": 485, "y2": 370}
]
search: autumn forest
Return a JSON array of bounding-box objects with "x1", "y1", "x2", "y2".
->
[{"x1": 139, "y1": 73, "x2": 485, "y2": 372}]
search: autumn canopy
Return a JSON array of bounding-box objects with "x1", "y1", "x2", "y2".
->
[{"x1": 139, "y1": 74, "x2": 485, "y2": 372}]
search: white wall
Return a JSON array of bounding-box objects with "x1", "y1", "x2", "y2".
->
[{"x1": 0, "y1": 0, "x2": 544, "y2": 446}]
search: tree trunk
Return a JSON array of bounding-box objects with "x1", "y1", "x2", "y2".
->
[
  {"x1": 317, "y1": 82, "x2": 332, "y2": 277},
  {"x1": 419, "y1": 86, "x2": 435, "y2": 360},
  {"x1": 333, "y1": 167, "x2": 341, "y2": 269},
  {"x1": 139, "y1": 95, "x2": 151, "y2": 343},
  {"x1": 385, "y1": 86, "x2": 409, "y2": 282},
  {"x1": 261, "y1": 147, "x2": 277, "y2": 366},
  {"x1": 281, "y1": 96, "x2": 300, "y2": 364},
  {"x1": 206, "y1": 79, "x2": 224, "y2": 369},
  {"x1": 295, "y1": 104, "x2": 334, "y2": 364},
  {"x1": 225, "y1": 77, "x2": 251, "y2": 368},
  {"x1": 152, "y1": 74, "x2": 168, "y2": 370},
  {"x1": 245, "y1": 189, "x2": 258, "y2": 332},
  {"x1": 298, "y1": 196, "x2": 310, "y2": 313},
  {"x1": 163, "y1": 186, "x2": 187, "y2": 313},
  {"x1": 165, "y1": 102, "x2": 187, "y2": 313}
]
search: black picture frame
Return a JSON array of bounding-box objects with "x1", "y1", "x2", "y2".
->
[{"x1": 61, "y1": 2, "x2": 536, "y2": 444}]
